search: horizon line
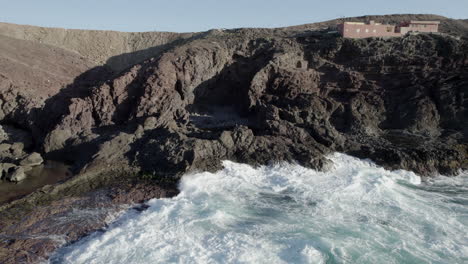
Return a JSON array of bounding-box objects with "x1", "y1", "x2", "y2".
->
[{"x1": 0, "y1": 13, "x2": 464, "y2": 34}]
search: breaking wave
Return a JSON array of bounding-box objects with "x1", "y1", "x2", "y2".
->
[{"x1": 50, "y1": 153, "x2": 468, "y2": 264}]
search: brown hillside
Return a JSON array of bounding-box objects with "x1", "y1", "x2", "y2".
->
[
  {"x1": 0, "y1": 22, "x2": 196, "y2": 72},
  {"x1": 0, "y1": 34, "x2": 94, "y2": 100}
]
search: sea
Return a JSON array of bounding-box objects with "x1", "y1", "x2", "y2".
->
[{"x1": 49, "y1": 153, "x2": 468, "y2": 264}]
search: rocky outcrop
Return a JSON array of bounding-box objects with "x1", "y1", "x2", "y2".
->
[
  {"x1": 20, "y1": 153, "x2": 44, "y2": 167},
  {"x1": 0, "y1": 14, "x2": 467, "y2": 264},
  {"x1": 0, "y1": 124, "x2": 44, "y2": 181},
  {"x1": 6, "y1": 166, "x2": 25, "y2": 182},
  {"x1": 29, "y1": 29, "x2": 467, "y2": 178},
  {"x1": 0, "y1": 180, "x2": 178, "y2": 264},
  {"x1": 0, "y1": 15, "x2": 466, "y2": 184},
  {"x1": 0, "y1": 33, "x2": 103, "y2": 182}
]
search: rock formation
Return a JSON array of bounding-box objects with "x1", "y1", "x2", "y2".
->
[
  {"x1": 34, "y1": 22, "x2": 468, "y2": 178},
  {"x1": 0, "y1": 15, "x2": 467, "y2": 183},
  {"x1": 0, "y1": 13, "x2": 466, "y2": 263}
]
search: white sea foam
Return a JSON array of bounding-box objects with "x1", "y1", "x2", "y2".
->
[{"x1": 50, "y1": 153, "x2": 468, "y2": 264}]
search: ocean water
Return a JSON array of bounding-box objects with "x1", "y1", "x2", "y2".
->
[{"x1": 50, "y1": 153, "x2": 468, "y2": 264}]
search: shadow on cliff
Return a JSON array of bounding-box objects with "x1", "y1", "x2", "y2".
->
[
  {"x1": 126, "y1": 45, "x2": 276, "y2": 175},
  {"x1": 34, "y1": 33, "x2": 212, "y2": 169},
  {"x1": 105, "y1": 35, "x2": 196, "y2": 73},
  {"x1": 188, "y1": 41, "x2": 275, "y2": 118},
  {"x1": 37, "y1": 30, "x2": 213, "y2": 133}
]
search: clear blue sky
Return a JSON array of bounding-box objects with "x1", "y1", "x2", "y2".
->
[{"x1": 0, "y1": 0, "x2": 466, "y2": 32}]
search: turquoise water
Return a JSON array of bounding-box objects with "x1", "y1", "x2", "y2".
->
[{"x1": 51, "y1": 153, "x2": 468, "y2": 264}]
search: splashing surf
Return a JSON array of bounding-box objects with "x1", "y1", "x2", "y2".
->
[{"x1": 50, "y1": 153, "x2": 468, "y2": 264}]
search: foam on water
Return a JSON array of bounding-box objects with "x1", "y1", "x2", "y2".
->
[{"x1": 50, "y1": 153, "x2": 468, "y2": 264}]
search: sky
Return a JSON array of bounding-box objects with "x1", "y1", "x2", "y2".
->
[{"x1": 0, "y1": 0, "x2": 466, "y2": 32}]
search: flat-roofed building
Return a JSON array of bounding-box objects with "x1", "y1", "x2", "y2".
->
[
  {"x1": 399, "y1": 21, "x2": 440, "y2": 35},
  {"x1": 338, "y1": 21, "x2": 400, "y2": 38},
  {"x1": 338, "y1": 20, "x2": 440, "y2": 38}
]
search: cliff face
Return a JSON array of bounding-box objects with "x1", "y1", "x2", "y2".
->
[
  {"x1": 31, "y1": 28, "x2": 468, "y2": 178},
  {"x1": 0, "y1": 15, "x2": 467, "y2": 184},
  {"x1": 0, "y1": 15, "x2": 467, "y2": 263}
]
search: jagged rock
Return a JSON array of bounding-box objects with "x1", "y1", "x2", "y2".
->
[
  {"x1": 19, "y1": 152, "x2": 43, "y2": 167},
  {"x1": 134, "y1": 125, "x2": 145, "y2": 139},
  {"x1": 0, "y1": 15, "x2": 467, "y2": 181},
  {"x1": 0, "y1": 14, "x2": 467, "y2": 264},
  {"x1": 6, "y1": 166, "x2": 25, "y2": 182},
  {"x1": 0, "y1": 143, "x2": 10, "y2": 153},
  {"x1": 43, "y1": 129, "x2": 73, "y2": 153},
  {"x1": 219, "y1": 131, "x2": 234, "y2": 149},
  {"x1": 143, "y1": 117, "x2": 158, "y2": 130},
  {"x1": 33, "y1": 32, "x2": 466, "y2": 176},
  {"x1": 10, "y1": 142, "x2": 24, "y2": 157},
  {"x1": 0, "y1": 163, "x2": 15, "y2": 180}
]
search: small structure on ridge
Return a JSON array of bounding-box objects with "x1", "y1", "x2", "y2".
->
[{"x1": 338, "y1": 20, "x2": 440, "y2": 38}]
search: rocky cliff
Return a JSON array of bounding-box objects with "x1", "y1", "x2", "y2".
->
[
  {"x1": 0, "y1": 14, "x2": 467, "y2": 184},
  {"x1": 0, "y1": 14, "x2": 467, "y2": 263}
]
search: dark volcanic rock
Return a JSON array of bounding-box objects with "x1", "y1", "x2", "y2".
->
[
  {"x1": 0, "y1": 14, "x2": 467, "y2": 263},
  {"x1": 0, "y1": 181, "x2": 178, "y2": 264},
  {"x1": 33, "y1": 31, "x2": 468, "y2": 177},
  {"x1": 1, "y1": 14, "x2": 466, "y2": 180},
  {"x1": 6, "y1": 166, "x2": 25, "y2": 182}
]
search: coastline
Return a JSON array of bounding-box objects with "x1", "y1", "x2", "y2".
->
[
  {"x1": 0, "y1": 168, "x2": 179, "y2": 263},
  {"x1": 0, "y1": 13, "x2": 466, "y2": 263}
]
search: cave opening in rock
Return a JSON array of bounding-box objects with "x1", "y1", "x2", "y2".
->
[{"x1": 187, "y1": 55, "x2": 270, "y2": 130}]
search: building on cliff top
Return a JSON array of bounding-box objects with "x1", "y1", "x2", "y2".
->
[{"x1": 338, "y1": 20, "x2": 440, "y2": 38}]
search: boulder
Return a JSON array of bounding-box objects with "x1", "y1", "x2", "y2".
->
[
  {"x1": 143, "y1": 116, "x2": 158, "y2": 130},
  {"x1": 10, "y1": 142, "x2": 24, "y2": 157},
  {"x1": 43, "y1": 129, "x2": 72, "y2": 153},
  {"x1": 0, "y1": 163, "x2": 16, "y2": 180},
  {"x1": 20, "y1": 152, "x2": 44, "y2": 167},
  {"x1": 219, "y1": 131, "x2": 234, "y2": 149},
  {"x1": 7, "y1": 166, "x2": 26, "y2": 182}
]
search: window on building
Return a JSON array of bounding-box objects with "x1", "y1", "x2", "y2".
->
[
  {"x1": 387, "y1": 27, "x2": 392, "y2": 32},
  {"x1": 357, "y1": 29, "x2": 361, "y2": 33},
  {"x1": 373, "y1": 29, "x2": 376, "y2": 33},
  {"x1": 366, "y1": 29, "x2": 369, "y2": 33}
]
